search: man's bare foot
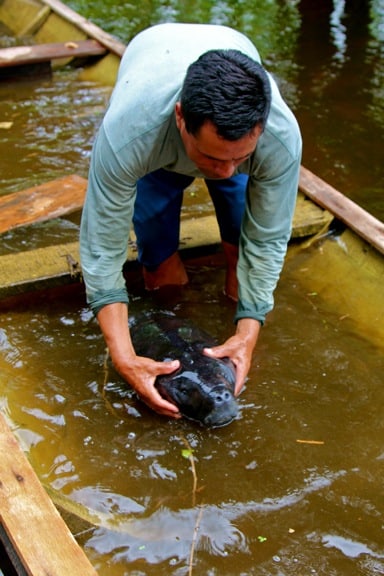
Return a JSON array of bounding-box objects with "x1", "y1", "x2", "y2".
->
[{"x1": 143, "y1": 251, "x2": 188, "y2": 290}]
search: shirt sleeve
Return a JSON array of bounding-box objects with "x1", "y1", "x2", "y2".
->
[
  {"x1": 79, "y1": 124, "x2": 138, "y2": 315},
  {"x1": 235, "y1": 115, "x2": 302, "y2": 325}
]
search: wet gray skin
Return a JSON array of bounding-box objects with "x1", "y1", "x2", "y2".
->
[{"x1": 129, "y1": 312, "x2": 238, "y2": 427}]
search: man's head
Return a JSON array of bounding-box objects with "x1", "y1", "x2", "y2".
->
[
  {"x1": 180, "y1": 49, "x2": 271, "y2": 140},
  {"x1": 176, "y1": 49, "x2": 271, "y2": 179}
]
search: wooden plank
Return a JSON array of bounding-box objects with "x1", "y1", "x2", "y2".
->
[
  {"x1": 41, "y1": 0, "x2": 126, "y2": 57},
  {"x1": 299, "y1": 165, "x2": 384, "y2": 255},
  {"x1": 286, "y1": 228, "x2": 384, "y2": 350},
  {"x1": 0, "y1": 174, "x2": 87, "y2": 234},
  {"x1": 0, "y1": 0, "x2": 125, "y2": 56},
  {"x1": 0, "y1": 240, "x2": 81, "y2": 299},
  {"x1": 291, "y1": 191, "x2": 333, "y2": 238},
  {"x1": 0, "y1": 215, "x2": 218, "y2": 298},
  {"x1": 0, "y1": 194, "x2": 333, "y2": 300},
  {"x1": 0, "y1": 40, "x2": 106, "y2": 68},
  {"x1": 0, "y1": 412, "x2": 98, "y2": 575}
]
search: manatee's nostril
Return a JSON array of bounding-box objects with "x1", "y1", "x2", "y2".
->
[{"x1": 214, "y1": 390, "x2": 231, "y2": 403}]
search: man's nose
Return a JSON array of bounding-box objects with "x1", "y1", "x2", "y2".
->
[{"x1": 213, "y1": 161, "x2": 236, "y2": 178}]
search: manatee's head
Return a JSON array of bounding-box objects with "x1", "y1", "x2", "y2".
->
[
  {"x1": 156, "y1": 359, "x2": 238, "y2": 427},
  {"x1": 200, "y1": 383, "x2": 239, "y2": 427}
]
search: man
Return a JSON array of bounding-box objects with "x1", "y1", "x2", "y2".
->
[{"x1": 80, "y1": 23, "x2": 302, "y2": 419}]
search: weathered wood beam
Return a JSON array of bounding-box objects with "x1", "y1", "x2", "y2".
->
[
  {"x1": 0, "y1": 194, "x2": 333, "y2": 301},
  {"x1": 0, "y1": 174, "x2": 87, "y2": 234},
  {"x1": 40, "y1": 0, "x2": 126, "y2": 57},
  {"x1": 0, "y1": 39, "x2": 106, "y2": 68},
  {"x1": 299, "y1": 165, "x2": 384, "y2": 255},
  {"x1": 0, "y1": 412, "x2": 98, "y2": 575}
]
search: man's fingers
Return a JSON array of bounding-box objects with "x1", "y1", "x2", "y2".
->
[
  {"x1": 142, "y1": 359, "x2": 181, "y2": 417},
  {"x1": 203, "y1": 346, "x2": 226, "y2": 359},
  {"x1": 156, "y1": 359, "x2": 180, "y2": 375},
  {"x1": 204, "y1": 346, "x2": 246, "y2": 396},
  {"x1": 234, "y1": 371, "x2": 246, "y2": 396},
  {"x1": 139, "y1": 384, "x2": 181, "y2": 417}
]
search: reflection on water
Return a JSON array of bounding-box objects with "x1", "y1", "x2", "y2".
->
[
  {"x1": 1, "y1": 266, "x2": 383, "y2": 574},
  {"x1": 0, "y1": 71, "x2": 111, "y2": 193},
  {"x1": 0, "y1": 0, "x2": 383, "y2": 220}
]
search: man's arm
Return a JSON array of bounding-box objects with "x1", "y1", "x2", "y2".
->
[
  {"x1": 80, "y1": 123, "x2": 186, "y2": 418},
  {"x1": 97, "y1": 302, "x2": 182, "y2": 418},
  {"x1": 208, "y1": 95, "x2": 302, "y2": 391}
]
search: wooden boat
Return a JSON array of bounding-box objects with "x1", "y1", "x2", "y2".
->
[
  {"x1": 1, "y1": 0, "x2": 383, "y2": 341},
  {"x1": 0, "y1": 1, "x2": 383, "y2": 573},
  {"x1": 0, "y1": 0, "x2": 383, "y2": 344},
  {"x1": 0, "y1": 0, "x2": 125, "y2": 82}
]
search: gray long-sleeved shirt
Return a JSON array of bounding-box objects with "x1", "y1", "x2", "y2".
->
[{"x1": 80, "y1": 23, "x2": 302, "y2": 324}]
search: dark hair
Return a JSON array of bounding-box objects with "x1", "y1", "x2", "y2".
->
[{"x1": 180, "y1": 49, "x2": 271, "y2": 140}]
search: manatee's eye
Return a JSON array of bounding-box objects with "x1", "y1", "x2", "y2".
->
[
  {"x1": 177, "y1": 380, "x2": 192, "y2": 399},
  {"x1": 180, "y1": 385, "x2": 189, "y2": 397}
]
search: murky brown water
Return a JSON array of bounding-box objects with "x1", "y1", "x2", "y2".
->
[
  {"x1": 0, "y1": 70, "x2": 110, "y2": 193},
  {"x1": 1, "y1": 1, "x2": 384, "y2": 574},
  {"x1": 1, "y1": 262, "x2": 383, "y2": 575}
]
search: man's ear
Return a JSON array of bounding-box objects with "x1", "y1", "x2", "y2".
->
[{"x1": 175, "y1": 102, "x2": 184, "y2": 130}]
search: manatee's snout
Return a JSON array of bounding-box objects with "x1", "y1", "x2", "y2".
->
[
  {"x1": 211, "y1": 387, "x2": 234, "y2": 404},
  {"x1": 204, "y1": 385, "x2": 239, "y2": 428}
]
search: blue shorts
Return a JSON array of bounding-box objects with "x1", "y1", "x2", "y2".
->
[{"x1": 133, "y1": 168, "x2": 247, "y2": 270}]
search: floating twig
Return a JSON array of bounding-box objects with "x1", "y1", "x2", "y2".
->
[
  {"x1": 188, "y1": 506, "x2": 204, "y2": 576},
  {"x1": 296, "y1": 439, "x2": 325, "y2": 445}
]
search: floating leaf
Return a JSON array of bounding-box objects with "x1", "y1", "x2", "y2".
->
[
  {"x1": 257, "y1": 536, "x2": 267, "y2": 543},
  {"x1": 181, "y1": 448, "x2": 193, "y2": 459}
]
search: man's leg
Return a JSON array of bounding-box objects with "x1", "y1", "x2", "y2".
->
[
  {"x1": 205, "y1": 174, "x2": 248, "y2": 301},
  {"x1": 134, "y1": 169, "x2": 194, "y2": 289}
]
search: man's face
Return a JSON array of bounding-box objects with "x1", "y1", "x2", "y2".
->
[{"x1": 175, "y1": 102, "x2": 261, "y2": 179}]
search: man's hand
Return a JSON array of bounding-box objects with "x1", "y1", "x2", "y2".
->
[
  {"x1": 97, "y1": 302, "x2": 181, "y2": 418},
  {"x1": 203, "y1": 317, "x2": 261, "y2": 395},
  {"x1": 116, "y1": 354, "x2": 182, "y2": 417}
]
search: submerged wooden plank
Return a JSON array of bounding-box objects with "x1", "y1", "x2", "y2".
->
[
  {"x1": 0, "y1": 216, "x2": 220, "y2": 298},
  {"x1": 292, "y1": 191, "x2": 333, "y2": 238},
  {"x1": 0, "y1": 193, "x2": 332, "y2": 299},
  {"x1": 0, "y1": 174, "x2": 87, "y2": 234},
  {"x1": 299, "y1": 165, "x2": 384, "y2": 255},
  {"x1": 0, "y1": 40, "x2": 106, "y2": 68},
  {"x1": 0, "y1": 241, "x2": 81, "y2": 298},
  {"x1": 0, "y1": 412, "x2": 98, "y2": 575},
  {"x1": 286, "y1": 228, "x2": 384, "y2": 350}
]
